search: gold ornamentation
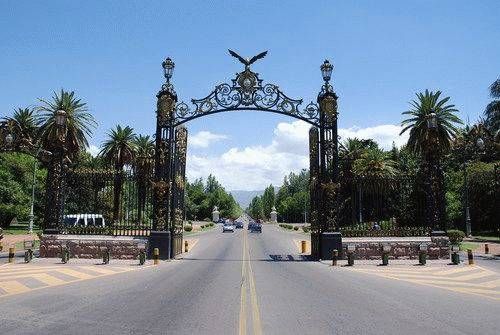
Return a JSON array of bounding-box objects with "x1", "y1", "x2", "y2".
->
[{"x1": 157, "y1": 94, "x2": 175, "y2": 123}]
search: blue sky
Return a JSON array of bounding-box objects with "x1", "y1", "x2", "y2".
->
[{"x1": 1, "y1": 1, "x2": 499, "y2": 190}]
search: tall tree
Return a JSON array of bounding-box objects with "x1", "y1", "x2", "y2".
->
[
  {"x1": 99, "y1": 125, "x2": 136, "y2": 223},
  {"x1": 400, "y1": 89, "x2": 462, "y2": 155},
  {"x1": 133, "y1": 134, "x2": 154, "y2": 224},
  {"x1": 484, "y1": 79, "x2": 500, "y2": 135},
  {"x1": 401, "y1": 90, "x2": 462, "y2": 229},
  {"x1": 353, "y1": 148, "x2": 397, "y2": 178},
  {"x1": 3, "y1": 108, "x2": 38, "y2": 146},
  {"x1": 261, "y1": 184, "x2": 275, "y2": 219},
  {"x1": 36, "y1": 89, "x2": 97, "y2": 157}
]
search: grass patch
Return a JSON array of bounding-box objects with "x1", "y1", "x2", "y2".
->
[
  {"x1": 473, "y1": 235, "x2": 500, "y2": 242},
  {"x1": 2, "y1": 223, "x2": 42, "y2": 235},
  {"x1": 459, "y1": 242, "x2": 481, "y2": 251}
]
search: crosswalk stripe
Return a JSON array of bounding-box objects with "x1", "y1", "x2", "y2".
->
[
  {"x1": 477, "y1": 279, "x2": 500, "y2": 288},
  {"x1": 55, "y1": 268, "x2": 94, "y2": 280},
  {"x1": 452, "y1": 271, "x2": 494, "y2": 281},
  {"x1": 0, "y1": 281, "x2": 31, "y2": 294},
  {"x1": 81, "y1": 266, "x2": 123, "y2": 275},
  {"x1": 432, "y1": 267, "x2": 476, "y2": 276},
  {"x1": 0, "y1": 266, "x2": 68, "y2": 275},
  {"x1": 0, "y1": 268, "x2": 69, "y2": 277},
  {"x1": 31, "y1": 273, "x2": 67, "y2": 286},
  {"x1": 451, "y1": 287, "x2": 500, "y2": 296},
  {"x1": 385, "y1": 277, "x2": 497, "y2": 289}
]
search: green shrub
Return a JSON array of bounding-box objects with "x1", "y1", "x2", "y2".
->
[
  {"x1": 302, "y1": 226, "x2": 310, "y2": 233},
  {"x1": 293, "y1": 226, "x2": 299, "y2": 231},
  {"x1": 210, "y1": 222, "x2": 214, "y2": 227},
  {"x1": 184, "y1": 225, "x2": 193, "y2": 232},
  {"x1": 447, "y1": 229, "x2": 465, "y2": 244}
]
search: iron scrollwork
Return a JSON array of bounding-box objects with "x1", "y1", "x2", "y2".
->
[{"x1": 173, "y1": 68, "x2": 321, "y2": 127}]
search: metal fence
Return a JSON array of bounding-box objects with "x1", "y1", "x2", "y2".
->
[
  {"x1": 337, "y1": 175, "x2": 428, "y2": 233},
  {"x1": 60, "y1": 164, "x2": 154, "y2": 236}
]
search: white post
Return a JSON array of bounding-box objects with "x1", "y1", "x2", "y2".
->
[
  {"x1": 212, "y1": 206, "x2": 220, "y2": 223},
  {"x1": 270, "y1": 206, "x2": 278, "y2": 223},
  {"x1": 28, "y1": 158, "x2": 37, "y2": 234}
]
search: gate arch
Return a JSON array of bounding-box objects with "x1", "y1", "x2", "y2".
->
[{"x1": 151, "y1": 51, "x2": 340, "y2": 259}]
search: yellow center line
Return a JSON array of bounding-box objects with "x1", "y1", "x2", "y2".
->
[
  {"x1": 239, "y1": 229, "x2": 247, "y2": 335},
  {"x1": 246, "y1": 236, "x2": 262, "y2": 335}
]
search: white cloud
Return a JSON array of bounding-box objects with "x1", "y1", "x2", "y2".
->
[
  {"x1": 339, "y1": 124, "x2": 409, "y2": 149},
  {"x1": 87, "y1": 144, "x2": 100, "y2": 157},
  {"x1": 186, "y1": 121, "x2": 409, "y2": 191},
  {"x1": 189, "y1": 131, "x2": 228, "y2": 148}
]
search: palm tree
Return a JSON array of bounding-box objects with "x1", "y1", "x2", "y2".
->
[
  {"x1": 3, "y1": 108, "x2": 38, "y2": 146},
  {"x1": 36, "y1": 89, "x2": 97, "y2": 156},
  {"x1": 401, "y1": 90, "x2": 462, "y2": 230},
  {"x1": 133, "y1": 134, "x2": 154, "y2": 224},
  {"x1": 99, "y1": 125, "x2": 136, "y2": 223},
  {"x1": 339, "y1": 138, "x2": 380, "y2": 180},
  {"x1": 353, "y1": 148, "x2": 397, "y2": 178},
  {"x1": 400, "y1": 89, "x2": 462, "y2": 155},
  {"x1": 484, "y1": 79, "x2": 500, "y2": 135}
]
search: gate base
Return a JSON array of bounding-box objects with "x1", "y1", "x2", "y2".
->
[
  {"x1": 148, "y1": 231, "x2": 171, "y2": 260},
  {"x1": 320, "y1": 232, "x2": 343, "y2": 260}
]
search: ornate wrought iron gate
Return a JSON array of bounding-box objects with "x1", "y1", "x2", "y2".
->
[{"x1": 152, "y1": 52, "x2": 340, "y2": 259}]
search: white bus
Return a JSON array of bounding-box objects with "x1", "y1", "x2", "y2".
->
[{"x1": 63, "y1": 214, "x2": 106, "y2": 227}]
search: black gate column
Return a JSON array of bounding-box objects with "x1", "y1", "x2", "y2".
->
[
  {"x1": 150, "y1": 57, "x2": 177, "y2": 259},
  {"x1": 315, "y1": 60, "x2": 342, "y2": 260},
  {"x1": 170, "y1": 126, "x2": 188, "y2": 258},
  {"x1": 309, "y1": 127, "x2": 321, "y2": 259}
]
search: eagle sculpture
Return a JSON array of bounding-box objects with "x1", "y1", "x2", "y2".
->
[{"x1": 228, "y1": 49, "x2": 268, "y2": 69}]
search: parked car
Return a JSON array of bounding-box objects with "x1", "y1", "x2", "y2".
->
[
  {"x1": 222, "y1": 223, "x2": 235, "y2": 233},
  {"x1": 248, "y1": 221, "x2": 255, "y2": 230},
  {"x1": 250, "y1": 222, "x2": 262, "y2": 233},
  {"x1": 235, "y1": 221, "x2": 244, "y2": 229},
  {"x1": 63, "y1": 214, "x2": 106, "y2": 227}
]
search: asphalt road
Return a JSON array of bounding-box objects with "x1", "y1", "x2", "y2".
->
[{"x1": 0, "y1": 221, "x2": 498, "y2": 335}]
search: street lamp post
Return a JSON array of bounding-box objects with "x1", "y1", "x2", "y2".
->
[
  {"x1": 43, "y1": 109, "x2": 67, "y2": 233},
  {"x1": 464, "y1": 136, "x2": 485, "y2": 237},
  {"x1": 425, "y1": 112, "x2": 445, "y2": 234}
]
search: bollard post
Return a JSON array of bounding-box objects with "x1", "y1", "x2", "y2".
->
[
  {"x1": 381, "y1": 244, "x2": 390, "y2": 266},
  {"x1": 102, "y1": 249, "x2": 110, "y2": 264},
  {"x1": 61, "y1": 247, "x2": 69, "y2": 264},
  {"x1": 347, "y1": 252, "x2": 354, "y2": 266},
  {"x1": 153, "y1": 247, "x2": 159, "y2": 265},
  {"x1": 139, "y1": 250, "x2": 146, "y2": 265},
  {"x1": 418, "y1": 251, "x2": 427, "y2": 265},
  {"x1": 485, "y1": 243, "x2": 489, "y2": 254},
  {"x1": 332, "y1": 249, "x2": 338, "y2": 266},
  {"x1": 382, "y1": 252, "x2": 389, "y2": 266},
  {"x1": 451, "y1": 245, "x2": 460, "y2": 265},
  {"x1": 467, "y1": 249, "x2": 474, "y2": 265},
  {"x1": 184, "y1": 240, "x2": 189, "y2": 253},
  {"x1": 301, "y1": 240, "x2": 307, "y2": 254},
  {"x1": 24, "y1": 249, "x2": 33, "y2": 263},
  {"x1": 346, "y1": 244, "x2": 355, "y2": 266},
  {"x1": 8, "y1": 247, "x2": 15, "y2": 263}
]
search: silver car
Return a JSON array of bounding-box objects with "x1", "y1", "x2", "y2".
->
[{"x1": 222, "y1": 223, "x2": 235, "y2": 233}]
